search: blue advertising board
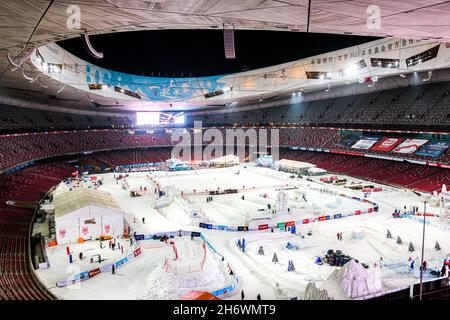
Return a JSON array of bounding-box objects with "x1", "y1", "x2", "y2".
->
[{"x1": 415, "y1": 140, "x2": 450, "y2": 157}]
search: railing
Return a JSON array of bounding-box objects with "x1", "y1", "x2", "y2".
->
[
  {"x1": 368, "y1": 276, "x2": 450, "y2": 300},
  {"x1": 28, "y1": 199, "x2": 56, "y2": 299}
]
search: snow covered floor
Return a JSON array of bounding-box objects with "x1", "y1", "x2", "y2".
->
[
  {"x1": 125, "y1": 176, "x2": 153, "y2": 192},
  {"x1": 188, "y1": 186, "x2": 373, "y2": 226},
  {"x1": 36, "y1": 237, "x2": 227, "y2": 300},
  {"x1": 151, "y1": 166, "x2": 292, "y2": 193},
  {"x1": 36, "y1": 167, "x2": 450, "y2": 300}
]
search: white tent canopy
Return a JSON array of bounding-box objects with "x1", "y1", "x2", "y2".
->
[
  {"x1": 277, "y1": 159, "x2": 316, "y2": 173},
  {"x1": 308, "y1": 167, "x2": 327, "y2": 175},
  {"x1": 54, "y1": 188, "x2": 124, "y2": 244},
  {"x1": 210, "y1": 154, "x2": 240, "y2": 166}
]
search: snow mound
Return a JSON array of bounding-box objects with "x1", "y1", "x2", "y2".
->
[
  {"x1": 138, "y1": 257, "x2": 227, "y2": 300},
  {"x1": 303, "y1": 259, "x2": 383, "y2": 300},
  {"x1": 302, "y1": 282, "x2": 331, "y2": 300}
]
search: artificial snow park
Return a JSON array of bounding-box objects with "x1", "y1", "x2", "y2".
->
[{"x1": 32, "y1": 157, "x2": 450, "y2": 300}]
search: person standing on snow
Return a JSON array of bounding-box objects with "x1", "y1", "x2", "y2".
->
[{"x1": 241, "y1": 290, "x2": 245, "y2": 300}]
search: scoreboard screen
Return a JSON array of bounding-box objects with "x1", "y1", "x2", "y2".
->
[{"x1": 136, "y1": 112, "x2": 185, "y2": 125}]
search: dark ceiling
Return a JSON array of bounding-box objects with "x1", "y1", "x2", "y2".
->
[{"x1": 58, "y1": 30, "x2": 377, "y2": 77}]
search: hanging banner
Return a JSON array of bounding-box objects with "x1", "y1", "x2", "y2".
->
[
  {"x1": 351, "y1": 139, "x2": 378, "y2": 149},
  {"x1": 393, "y1": 139, "x2": 428, "y2": 154},
  {"x1": 337, "y1": 137, "x2": 360, "y2": 148},
  {"x1": 415, "y1": 140, "x2": 450, "y2": 157},
  {"x1": 371, "y1": 137, "x2": 403, "y2": 152}
]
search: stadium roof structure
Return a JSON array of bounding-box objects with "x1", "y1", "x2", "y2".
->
[
  {"x1": 2, "y1": 1, "x2": 450, "y2": 114},
  {"x1": 53, "y1": 188, "x2": 122, "y2": 219}
]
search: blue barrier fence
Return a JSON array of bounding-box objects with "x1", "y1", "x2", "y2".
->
[
  {"x1": 197, "y1": 196, "x2": 378, "y2": 233},
  {"x1": 56, "y1": 246, "x2": 142, "y2": 287},
  {"x1": 135, "y1": 230, "x2": 239, "y2": 298},
  {"x1": 200, "y1": 235, "x2": 239, "y2": 298}
]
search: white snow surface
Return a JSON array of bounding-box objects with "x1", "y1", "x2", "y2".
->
[{"x1": 35, "y1": 165, "x2": 450, "y2": 300}]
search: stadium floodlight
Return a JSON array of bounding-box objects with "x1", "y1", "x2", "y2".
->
[
  {"x1": 344, "y1": 64, "x2": 358, "y2": 76},
  {"x1": 399, "y1": 74, "x2": 406, "y2": 78},
  {"x1": 48, "y1": 63, "x2": 61, "y2": 73},
  {"x1": 82, "y1": 32, "x2": 104, "y2": 59}
]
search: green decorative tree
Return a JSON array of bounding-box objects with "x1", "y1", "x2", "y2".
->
[
  {"x1": 408, "y1": 242, "x2": 415, "y2": 252},
  {"x1": 258, "y1": 246, "x2": 264, "y2": 255},
  {"x1": 387, "y1": 229, "x2": 392, "y2": 239},
  {"x1": 435, "y1": 241, "x2": 441, "y2": 251},
  {"x1": 288, "y1": 260, "x2": 295, "y2": 272},
  {"x1": 397, "y1": 236, "x2": 402, "y2": 245},
  {"x1": 272, "y1": 252, "x2": 278, "y2": 263}
]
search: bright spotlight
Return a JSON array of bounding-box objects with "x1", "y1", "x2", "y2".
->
[
  {"x1": 223, "y1": 86, "x2": 230, "y2": 92},
  {"x1": 344, "y1": 64, "x2": 358, "y2": 76}
]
